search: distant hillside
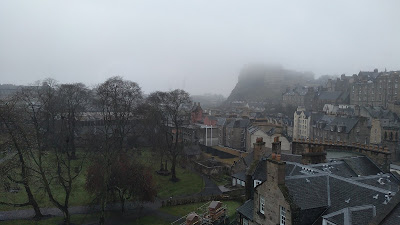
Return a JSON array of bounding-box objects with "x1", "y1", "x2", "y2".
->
[{"x1": 226, "y1": 64, "x2": 315, "y2": 104}]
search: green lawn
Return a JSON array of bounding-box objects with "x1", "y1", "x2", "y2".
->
[
  {"x1": 0, "y1": 151, "x2": 92, "y2": 211},
  {"x1": 1, "y1": 148, "x2": 204, "y2": 212},
  {"x1": 139, "y1": 150, "x2": 204, "y2": 199},
  {"x1": 211, "y1": 173, "x2": 231, "y2": 186},
  {"x1": 160, "y1": 200, "x2": 241, "y2": 219}
]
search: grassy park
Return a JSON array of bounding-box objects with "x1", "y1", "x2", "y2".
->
[
  {"x1": 160, "y1": 200, "x2": 241, "y2": 219},
  {"x1": 0, "y1": 148, "x2": 204, "y2": 211}
]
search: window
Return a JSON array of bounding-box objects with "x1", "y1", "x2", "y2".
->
[
  {"x1": 243, "y1": 218, "x2": 249, "y2": 225},
  {"x1": 280, "y1": 206, "x2": 286, "y2": 225},
  {"x1": 259, "y1": 196, "x2": 265, "y2": 214}
]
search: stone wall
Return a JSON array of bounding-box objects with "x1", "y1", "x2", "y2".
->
[{"x1": 292, "y1": 139, "x2": 391, "y2": 172}]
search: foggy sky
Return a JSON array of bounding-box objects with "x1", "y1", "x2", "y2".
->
[{"x1": 1, "y1": 0, "x2": 399, "y2": 96}]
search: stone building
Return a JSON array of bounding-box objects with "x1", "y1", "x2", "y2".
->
[
  {"x1": 236, "y1": 153, "x2": 400, "y2": 225},
  {"x1": 311, "y1": 116, "x2": 370, "y2": 144},
  {"x1": 315, "y1": 91, "x2": 349, "y2": 111},
  {"x1": 225, "y1": 118, "x2": 250, "y2": 151},
  {"x1": 217, "y1": 117, "x2": 228, "y2": 146},
  {"x1": 293, "y1": 107, "x2": 312, "y2": 140},
  {"x1": 350, "y1": 70, "x2": 400, "y2": 107},
  {"x1": 246, "y1": 126, "x2": 291, "y2": 153},
  {"x1": 325, "y1": 74, "x2": 353, "y2": 92},
  {"x1": 282, "y1": 86, "x2": 315, "y2": 110}
]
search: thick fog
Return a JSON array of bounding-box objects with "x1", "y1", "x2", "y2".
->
[{"x1": 1, "y1": 0, "x2": 399, "y2": 96}]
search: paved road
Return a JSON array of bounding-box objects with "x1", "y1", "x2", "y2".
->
[{"x1": 0, "y1": 201, "x2": 161, "y2": 221}]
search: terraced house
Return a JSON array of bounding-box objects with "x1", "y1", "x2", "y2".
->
[{"x1": 236, "y1": 154, "x2": 400, "y2": 225}]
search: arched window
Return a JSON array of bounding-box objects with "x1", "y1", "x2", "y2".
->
[
  {"x1": 384, "y1": 131, "x2": 388, "y2": 140},
  {"x1": 390, "y1": 132, "x2": 393, "y2": 141}
]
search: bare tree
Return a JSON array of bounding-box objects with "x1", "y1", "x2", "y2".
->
[
  {"x1": 147, "y1": 90, "x2": 192, "y2": 181},
  {"x1": 142, "y1": 96, "x2": 169, "y2": 171},
  {"x1": 0, "y1": 98, "x2": 43, "y2": 219},
  {"x1": 57, "y1": 83, "x2": 90, "y2": 159},
  {"x1": 14, "y1": 80, "x2": 89, "y2": 225},
  {"x1": 92, "y1": 76, "x2": 143, "y2": 224}
]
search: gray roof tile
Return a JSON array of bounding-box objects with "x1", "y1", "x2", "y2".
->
[{"x1": 237, "y1": 199, "x2": 254, "y2": 220}]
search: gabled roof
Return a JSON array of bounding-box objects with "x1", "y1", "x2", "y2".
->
[
  {"x1": 324, "y1": 205, "x2": 376, "y2": 225},
  {"x1": 237, "y1": 155, "x2": 400, "y2": 224},
  {"x1": 236, "y1": 199, "x2": 254, "y2": 220},
  {"x1": 324, "y1": 117, "x2": 359, "y2": 133},
  {"x1": 252, "y1": 158, "x2": 267, "y2": 181},
  {"x1": 232, "y1": 171, "x2": 246, "y2": 181},
  {"x1": 318, "y1": 91, "x2": 343, "y2": 101},
  {"x1": 342, "y1": 156, "x2": 382, "y2": 176},
  {"x1": 285, "y1": 175, "x2": 329, "y2": 210}
]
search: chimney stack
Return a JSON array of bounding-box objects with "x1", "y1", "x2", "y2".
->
[
  {"x1": 267, "y1": 155, "x2": 286, "y2": 185},
  {"x1": 253, "y1": 137, "x2": 266, "y2": 161},
  {"x1": 272, "y1": 136, "x2": 281, "y2": 154}
]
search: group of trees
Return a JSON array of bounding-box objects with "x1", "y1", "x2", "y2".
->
[{"x1": 0, "y1": 77, "x2": 192, "y2": 224}]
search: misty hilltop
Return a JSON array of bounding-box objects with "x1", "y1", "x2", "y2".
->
[{"x1": 226, "y1": 64, "x2": 315, "y2": 103}]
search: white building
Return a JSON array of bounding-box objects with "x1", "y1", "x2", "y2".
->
[{"x1": 293, "y1": 106, "x2": 311, "y2": 139}]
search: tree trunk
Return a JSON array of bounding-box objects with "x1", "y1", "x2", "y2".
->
[
  {"x1": 26, "y1": 187, "x2": 43, "y2": 220},
  {"x1": 100, "y1": 198, "x2": 106, "y2": 225},
  {"x1": 121, "y1": 198, "x2": 125, "y2": 213},
  {"x1": 63, "y1": 208, "x2": 70, "y2": 225},
  {"x1": 170, "y1": 155, "x2": 178, "y2": 182}
]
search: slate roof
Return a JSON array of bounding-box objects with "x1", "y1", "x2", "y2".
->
[
  {"x1": 283, "y1": 160, "x2": 398, "y2": 224},
  {"x1": 318, "y1": 91, "x2": 343, "y2": 101},
  {"x1": 324, "y1": 117, "x2": 359, "y2": 133},
  {"x1": 243, "y1": 151, "x2": 254, "y2": 166},
  {"x1": 381, "y1": 203, "x2": 400, "y2": 225},
  {"x1": 232, "y1": 171, "x2": 246, "y2": 181},
  {"x1": 324, "y1": 205, "x2": 375, "y2": 225},
  {"x1": 362, "y1": 106, "x2": 399, "y2": 121},
  {"x1": 309, "y1": 161, "x2": 358, "y2": 178},
  {"x1": 281, "y1": 153, "x2": 302, "y2": 164},
  {"x1": 252, "y1": 159, "x2": 267, "y2": 181},
  {"x1": 353, "y1": 174, "x2": 400, "y2": 193},
  {"x1": 326, "y1": 176, "x2": 391, "y2": 215},
  {"x1": 216, "y1": 117, "x2": 227, "y2": 126},
  {"x1": 247, "y1": 125, "x2": 261, "y2": 135},
  {"x1": 236, "y1": 199, "x2": 254, "y2": 220},
  {"x1": 285, "y1": 175, "x2": 329, "y2": 210},
  {"x1": 342, "y1": 156, "x2": 382, "y2": 176},
  {"x1": 298, "y1": 207, "x2": 327, "y2": 225}
]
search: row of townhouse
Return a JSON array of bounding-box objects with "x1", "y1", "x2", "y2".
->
[{"x1": 293, "y1": 105, "x2": 400, "y2": 160}]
